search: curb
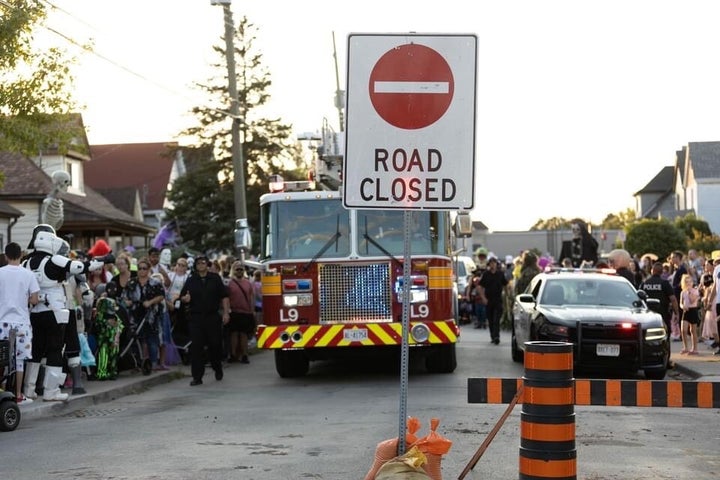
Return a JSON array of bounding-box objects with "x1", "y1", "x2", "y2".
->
[
  {"x1": 670, "y1": 362, "x2": 702, "y2": 380},
  {"x1": 19, "y1": 370, "x2": 185, "y2": 421}
]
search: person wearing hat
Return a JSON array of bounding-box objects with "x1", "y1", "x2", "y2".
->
[
  {"x1": 179, "y1": 255, "x2": 230, "y2": 386},
  {"x1": 474, "y1": 247, "x2": 488, "y2": 271}
]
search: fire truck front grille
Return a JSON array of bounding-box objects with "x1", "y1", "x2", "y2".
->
[{"x1": 319, "y1": 263, "x2": 392, "y2": 323}]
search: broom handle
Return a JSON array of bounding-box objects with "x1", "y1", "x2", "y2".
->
[{"x1": 457, "y1": 385, "x2": 524, "y2": 480}]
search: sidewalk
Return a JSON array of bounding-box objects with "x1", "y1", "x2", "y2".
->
[
  {"x1": 669, "y1": 336, "x2": 720, "y2": 381},
  {"x1": 17, "y1": 365, "x2": 186, "y2": 421}
]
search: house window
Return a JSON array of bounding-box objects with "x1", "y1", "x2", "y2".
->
[{"x1": 65, "y1": 159, "x2": 85, "y2": 195}]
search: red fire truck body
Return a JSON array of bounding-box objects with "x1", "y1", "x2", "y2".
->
[{"x1": 255, "y1": 189, "x2": 461, "y2": 377}]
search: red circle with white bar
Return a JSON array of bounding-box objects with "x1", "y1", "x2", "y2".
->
[{"x1": 368, "y1": 43, "x2": 454, "y2": 130}]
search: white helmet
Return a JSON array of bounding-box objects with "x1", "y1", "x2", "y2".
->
[
  {"x1": 33, "y1": 230, "x2": 65, "y2": 255},
  {"x1": 27, "y1": 224, "x2": 56, "y2": 250}
]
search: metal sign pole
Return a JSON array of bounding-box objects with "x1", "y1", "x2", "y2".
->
[{"x1": 397, "y1": 210, "x2": 412, "y2": 455}]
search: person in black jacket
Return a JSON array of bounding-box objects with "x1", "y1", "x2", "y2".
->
[
  {"x1": 179, "y1": 255, "x2": 230, "y2": 386},
  {"x1": 479, "y1": 257, "x2": 509, "y2": 345}
]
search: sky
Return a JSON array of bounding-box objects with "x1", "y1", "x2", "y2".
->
[{"x1": 38, "y1": 0, "x2": 720, "y2": 232}]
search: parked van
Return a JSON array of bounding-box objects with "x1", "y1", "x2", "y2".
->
[{"x1": 454, "y1": 255, "x2": 477, "y2": 297}]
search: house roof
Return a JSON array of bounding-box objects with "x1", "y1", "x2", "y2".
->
[
  {"x1": 687, "y1": 141, "x2": 720, "y2": 180},
  {"x1": 96, "y1": 187, "x2": 139, "y2": 216},
  {"x1": 0, "y1": 199, "x2": 23, "y2": 218},
  {"x1": 0, "y1": 152, "x2": 153, "y2": 235},
  {"x1": 634, "y1": 165, "x2": 674, "y2": 195},
  {"x1": 87, "y1": 143, "x2": 178, "y2": 211},
  {"x1": 0, "y1": 151, "x2": 54, "y2": 199}
]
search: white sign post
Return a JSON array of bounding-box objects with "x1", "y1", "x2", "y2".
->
[{"x1": 343, "y1": 33, "x2": 477, "y2": 211}]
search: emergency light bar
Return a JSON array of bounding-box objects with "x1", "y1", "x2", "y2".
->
[{"x1": 268, "y1": 174, "x2": 316, "y2": 193}]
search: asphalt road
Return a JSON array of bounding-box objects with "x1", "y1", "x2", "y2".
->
[{"x1": 2, "y1": 324, "x2": 719, "y2": 480}]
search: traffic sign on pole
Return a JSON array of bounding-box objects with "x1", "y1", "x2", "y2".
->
[{"x1": 344, "y1": 33, "x2": 477, "y2": 211}]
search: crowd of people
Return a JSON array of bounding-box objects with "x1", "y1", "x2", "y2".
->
[
  {"x1": 458, "y1": 231, "x2": 720, "y2": 358},
  {"x1": 0, "y1": 225, "x2": 264, "y2": 404}
]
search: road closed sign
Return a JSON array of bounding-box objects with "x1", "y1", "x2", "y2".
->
[{"x1": 343, "y1": 33, "x2": 477, "y2": 210}]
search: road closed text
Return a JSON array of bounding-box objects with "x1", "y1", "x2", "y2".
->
[{"x1": 358, "y1": 148, "x2": 457, "y2": 202}]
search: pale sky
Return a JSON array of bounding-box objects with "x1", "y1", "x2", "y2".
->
[{"x1": 41, "y1": 0, "x2": 720, "y2": 232}]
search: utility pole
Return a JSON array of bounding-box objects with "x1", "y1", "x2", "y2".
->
[{"x1": 211, "y1": 0, "x2": 252, "y2": 256}]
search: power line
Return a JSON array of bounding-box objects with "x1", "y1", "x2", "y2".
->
[{"x1": 3, "y1": 0, "x2": 237, "y2": 120}]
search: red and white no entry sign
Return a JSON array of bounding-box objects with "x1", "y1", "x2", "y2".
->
[
  {"x1": 344, "y1": 34, "x2": 477, "y2": 210},
  {"x1": 369, "y1": 43, "x2": 454, "y2": 130}
]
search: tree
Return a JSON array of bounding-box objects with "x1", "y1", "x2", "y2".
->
[
  {"x1": 599, "y1": 209, "x2": 636, "y2": 230},
  {"x1": 624, "y1": 218, "x2": 686, "y2": 260},
  {"x1": 674, "y1": 213, "x2": 719, "y2": 255},
  {"x1": 0, "y1": 1, "x2": 82, "y2": 156},
  {"x1": 530, "y1": 217, "x2": 572, "y2": 231},
  {"x1": 166, "y1": 16, "x2": 306, "y2": 253}
]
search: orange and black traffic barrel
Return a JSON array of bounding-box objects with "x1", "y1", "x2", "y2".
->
[{"x1": 519, "y1": 341, "x2": 576, "y2": 480}]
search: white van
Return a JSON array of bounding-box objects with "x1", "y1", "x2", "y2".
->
[{"x1": 454, "y1": 255, "x2": 477, "y2": 296}]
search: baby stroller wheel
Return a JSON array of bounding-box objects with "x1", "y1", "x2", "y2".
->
[
  {"x1": 142, "y1": 358, "x2": 152, "y2": 376},
  {"x1": 0, "y1": 397, "x2": 21, "y2": 432}
]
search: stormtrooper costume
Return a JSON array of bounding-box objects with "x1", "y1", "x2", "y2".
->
[
  {"x1": 63, "y1": 272, "x2": 94, "y2": 394},
  {"x1": 22, "y1": 225, "x2": 104, "y2": 401}
]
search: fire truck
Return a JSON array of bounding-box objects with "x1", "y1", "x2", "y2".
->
[{"x1": 254, "y1": 120, "x2": 471, "y2": 378}]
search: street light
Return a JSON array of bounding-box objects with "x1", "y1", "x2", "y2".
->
[{"x1": 210, "y1": 0, "x2": 251, "y2": 256}]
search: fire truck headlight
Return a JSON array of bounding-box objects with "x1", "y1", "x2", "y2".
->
[
  {"x1": 411, "y1": 324, "x2": 430, "y2": 343},
  {"x1": 283, "y1": 294, "x2": 313, "y2": 307},
  {"x1": 396, "y1": 289, "x2": 428, "y2": 304},
  {"x1": 411, "y1": 290, "x2": 428, "y2": 303}
]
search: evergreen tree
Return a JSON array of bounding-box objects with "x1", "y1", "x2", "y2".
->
[
  {"x1": 0, "y1": 0, "x2": 82, "y2": 157},
  {"x1": 166, "y1": 16, "x2": 305, "y2": 253}
]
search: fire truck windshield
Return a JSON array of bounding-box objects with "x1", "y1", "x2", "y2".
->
[
  {"x1": 260, "y1": 195, "x2": 448, "y2": 260},
  {"x1": 265, "y1": 198, "x2": 351, "y2": 260},
  {"x1": 357, "y1": 210, "x2": 444, "y2": 256}
]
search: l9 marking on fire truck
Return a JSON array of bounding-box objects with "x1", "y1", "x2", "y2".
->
[
  {"x1": 280, "y1": 308, "x2": 298, "y2": 322},
  {"x1": 411, "y1": 304, "x2": 430, "y2": 318}
]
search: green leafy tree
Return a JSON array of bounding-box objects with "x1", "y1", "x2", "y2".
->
[
  {"x1": 599, "y1": 209, "x2": 636, "y2": 230},
  {"x1": 674, "y1": 213, "x2": 719, "y2": 255},
  {"x1": 624, "y1": 218, "x2": 686, "y2": 259},
  {"x1": 166, "y1": 16, "x2": 305, "y2": 252},
  {"x1": 0, "y1": 0, "x2": 82, "y2": 156}
]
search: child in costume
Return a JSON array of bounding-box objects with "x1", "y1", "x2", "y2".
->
[{"x1": 94, "y1": 282, "x2": 123, "y2": 380}]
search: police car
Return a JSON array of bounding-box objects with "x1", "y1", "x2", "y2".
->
[{"x1": 511, "y1": 269, "x2": 669, "y2": 379}]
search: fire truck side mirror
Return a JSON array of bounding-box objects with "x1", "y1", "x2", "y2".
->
[
  {"x1": 234, "y1": 218, "x2": 252, "y2": 253},
  {"x1": 455, "y1": 212, "x2": 473, "y2": 238}
]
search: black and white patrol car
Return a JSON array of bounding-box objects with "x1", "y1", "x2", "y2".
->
[{"x1": 511, "y1": 269, "x2": 669, "y2": 379}]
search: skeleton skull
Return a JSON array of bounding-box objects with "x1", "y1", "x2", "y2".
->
[{"x1": 52, "y1": 170, "x2": 72, "y2": 192}]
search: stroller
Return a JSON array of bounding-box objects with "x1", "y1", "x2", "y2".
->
[
  {"x1": 170, "y1": 305, "x2": 191, "y2": 365},
  {"x1": 458, "y1": 296, "x2": 474, "y2": 325},
  {"x1": 0, "y1": 328, "x2": 21, "y2": 431},
  {"x1": 118, "y1": 307, "x2": 152, "y2": 375}
]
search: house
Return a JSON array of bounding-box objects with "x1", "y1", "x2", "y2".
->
[
  {"x1": 0, "y1": 152, "x2": 154, "y2": 252},
  {"x1": 0, "y1": 199, "x2": 24, "y2": 249},
  {"x1": 635, "y1": 141, "x2": 720, "y2": 233},
  {"x1": 0, "y1": 114, "x2": 155, "y2": 251},
  {"x1": 85, "y1": 142, "x2": 186, "y2": 231}
]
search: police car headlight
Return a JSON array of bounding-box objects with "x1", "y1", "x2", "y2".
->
[
  {"x1": 411, "y1": 323, "x2": 430, "y2": 343},
  {"x1": 283, "y1": 294, "x2": 313, "y2": 307},
  {"x1": 645, "y1": 327, "x2": 666, "y2": 341}
]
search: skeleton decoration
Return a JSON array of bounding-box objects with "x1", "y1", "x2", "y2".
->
[
  {"x1": 41, "y1": 170, "x2": 72, "y2": 231},
  {"x1": 559, "y1": 218, "x2": 599, "y2": 268}
]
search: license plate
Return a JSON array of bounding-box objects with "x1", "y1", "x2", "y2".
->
[
  {"x1": 596, "y1": 344, "x2": 620, "y2": 357},
  {"x1": 344, "y1": 328, "x2": 368, "y2": 342}
]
